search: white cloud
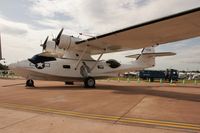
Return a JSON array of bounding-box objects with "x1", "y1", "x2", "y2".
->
[
  {"x1": 29, "y1": 0, "x2": 200, "y2": 34},
  {"x1": 0, "y1": 14, "x2": 60, "y2": 63},
  {"x1": 0, "y1": 15, "x2": 28, "y2": 35},
  {"x1": 153, "y1": 39, "x2": 200, "y2": 70}
]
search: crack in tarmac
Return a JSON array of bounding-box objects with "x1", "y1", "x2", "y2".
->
[
  {"x1": 113, "y1": 95, "x2": 147, "y2": 124},
  {"x1": 0, "y1": 114, "x2": 40, "y2": 130}
]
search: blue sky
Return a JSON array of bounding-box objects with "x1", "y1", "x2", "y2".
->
[{"x1": 0, "y1": 0, "x2": 200, "y2": 70}]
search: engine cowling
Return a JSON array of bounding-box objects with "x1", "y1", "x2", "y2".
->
[
  {"x1": 43, "y1": 41, "x2": 64, "y2": 57},
  {"x1": 45, "y1": 41, "x2": 56, "y2": 52},
  {"x1": 58, "y1": 35, "x2": 80, "y2": 50}
]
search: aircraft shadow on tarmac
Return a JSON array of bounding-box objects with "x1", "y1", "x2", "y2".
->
[{"x1": 31, "y1": 84, "x2": 200, "y2": 102}]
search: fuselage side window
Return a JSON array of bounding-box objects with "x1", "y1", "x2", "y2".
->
[
  {"x1": 63, "y1": 65, "x2": 71, "y2": 69},
  {"x1": 97, "y1": 65, "x2": 104, "y2": 69}
]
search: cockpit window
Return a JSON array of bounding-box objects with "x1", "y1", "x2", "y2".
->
[{"x1": 28, "y1": 55, "x2": 56, "y2": 64}]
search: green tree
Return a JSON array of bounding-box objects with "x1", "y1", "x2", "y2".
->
[{"x1": 0, "y1": 63, "x2": 8, "y2": 70}]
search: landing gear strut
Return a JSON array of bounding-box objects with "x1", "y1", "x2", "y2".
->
[
  {"x1": 26, "y1": 79, "x2": 34, "y2": 87},
  {"x1": 84, "y1": 77, "x2": 95, "y2": 88}
]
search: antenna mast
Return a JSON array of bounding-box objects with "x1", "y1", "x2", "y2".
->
[{"x1": 0, "y1": 34, "x2": 2, "y2": 60}]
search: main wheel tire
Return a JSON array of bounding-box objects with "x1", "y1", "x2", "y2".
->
[
  {"x1": 84, "y1": 77, "x2": 95, "y2": 88},
  {"x1": 26, "y1": 79, "x2": 34, "y2": 87}
]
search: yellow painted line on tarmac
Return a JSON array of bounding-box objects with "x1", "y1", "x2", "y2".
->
[
  {"x1": 0, "y1": 103, "x2": 119, "y2": 121},
  {"x1": 124, "y1": 117, "x2": 200, "y2": 128},
  {"x1": 0, "y1": 103, "x2": 200, "y2": 131},
  {"x1": 120, "y1": 119, "x2": 200, "y2": 131}
]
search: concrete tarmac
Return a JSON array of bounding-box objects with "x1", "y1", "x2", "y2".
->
[{"x1": 0, "y1": 79, "x2": 200, "y2": 133}]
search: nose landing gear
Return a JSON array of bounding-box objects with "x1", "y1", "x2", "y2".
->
[{"x1": 26, "y1": 79, "x2": 34, "y2": 87}]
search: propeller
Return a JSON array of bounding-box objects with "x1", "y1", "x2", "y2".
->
[
  {"x1": 40, "y1": 36, "x2": 49, "y2": 51},
  {"x1": 52, "y1": 28, "x2": 64, "y2": 47}
]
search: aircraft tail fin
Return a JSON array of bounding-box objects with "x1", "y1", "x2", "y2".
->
[{"x1": 126, "y1": 46, "x2": 176, "y2": 68}]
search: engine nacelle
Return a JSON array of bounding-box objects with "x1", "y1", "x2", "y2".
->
[
  {"x1": 58, "y1": 35, "x2": 81, "y2": 50},
  {"x1": 44, "y1": 41, "x2": 64, "y2": 57},
  {"x1": 45, "y1": 41, "x2": 56, "y2": 52}
]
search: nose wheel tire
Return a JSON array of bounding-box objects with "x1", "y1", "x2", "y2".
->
[
  {"x1": 84, "y1": 77, "x2": 95, "y2": 88},
  {"x1": 26, "y1": 79, "x2": 34, "y2": 87}
]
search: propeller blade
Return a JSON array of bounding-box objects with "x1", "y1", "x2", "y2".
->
[
  {"x1": 41, "y1": 36, "x2": 49, "y2": 51},
  {"x1": 53, "y1": 28, "x2": 64, "y2": 46},
  {"x1": 43, "y1": 36, "x2": 49, "y2": 50}
]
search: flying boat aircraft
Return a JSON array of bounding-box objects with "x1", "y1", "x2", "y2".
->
[{"x1": 5, "y1": 7, "x2": 200, "y2": 88}]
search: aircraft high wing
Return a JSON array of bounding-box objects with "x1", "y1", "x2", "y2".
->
[{"x1": 75, "y1": 7, "x2": 200, "y2": 54}]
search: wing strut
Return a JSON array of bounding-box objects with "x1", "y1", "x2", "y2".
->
[
  {"x1": 74, "y1": 45, "x2": 88, "y2": 70},
  {"x1": 90, "y1": 51, "x2": 104, "y2": 72}
]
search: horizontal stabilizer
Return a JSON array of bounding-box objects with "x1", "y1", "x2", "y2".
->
[{"x1": 126, "y1": 52, "x2": 176, "y2": 58}]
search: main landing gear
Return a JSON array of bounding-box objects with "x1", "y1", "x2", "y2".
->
[
  {"x1": 84, "y1": 77, "x2": 96, "y2": 88},
  {"x1": 26, "y1": 79, "x2": 35, "y2": 87}
]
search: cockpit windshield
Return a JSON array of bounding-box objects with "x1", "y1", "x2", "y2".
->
[{"x1": 28, "y1": 55, "x2": 56, "y2": 64}]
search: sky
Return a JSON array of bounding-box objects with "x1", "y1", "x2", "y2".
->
[{"x1": 0, "y1": 0, "x2": 200, "y2": 71}]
